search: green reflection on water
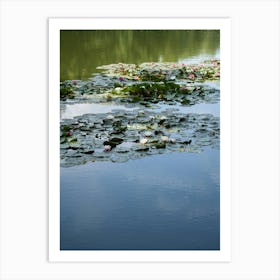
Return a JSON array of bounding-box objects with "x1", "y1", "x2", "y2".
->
[{"x1": 60, "y1": 30, "x2": 220, "y2": 81}]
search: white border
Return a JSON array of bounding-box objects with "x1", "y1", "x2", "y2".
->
[{"x1": 49, "y1": 18, "x2": 231, "y2": 262}]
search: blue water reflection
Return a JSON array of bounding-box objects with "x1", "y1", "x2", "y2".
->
[{"x1": 60, "y1": 148, "x2": 220, "y2": 250}]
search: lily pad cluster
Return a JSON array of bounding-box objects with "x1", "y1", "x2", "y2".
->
[
  {"x1": 60, "y1": 81, "x2": 76, "y2": 100},
  {"x1": 60, "y1": 59, "x2": 220, "y2": 167},
  {"x1": 60, "y1": 108, "x2": 220, "y2": 167},
  {"x1": 96, "y1": 60, "x2": 220, "y2": 82},
  {"x1": 60, "y1": 60, "x2": 220, "y2": 106},
  {"x1": 109, "y1": 82, "x2": 219, "y2": 105}
]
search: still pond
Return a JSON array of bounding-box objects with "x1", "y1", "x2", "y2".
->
[{"x1": 60, "y1": 30, "x2": 220, "y2": 250}]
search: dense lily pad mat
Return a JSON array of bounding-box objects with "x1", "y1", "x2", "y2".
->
[{"x1": 60, "y1": 108, "x2": 219, "y2": 167}]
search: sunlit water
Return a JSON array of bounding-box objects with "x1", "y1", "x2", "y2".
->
[
  {"x1": 61, "y1": 103, "x2": 139, "y2": 119},
  {"x1": 60, "y1": 30, "x2": 220, "y2": 250},
  {"x1": 61, "y1": 102, "x2": 219, "y2": 120}
]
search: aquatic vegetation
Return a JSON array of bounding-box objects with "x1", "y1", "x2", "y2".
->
[
  {"x1": 60, "y1": 60, "x2": 220, "y2": 167},
  {"x1": 60, "y1": 60, "x2": 220, "y2": 105},
  {"x1": 96, "y1": 59, "x2": 220, "y2": 82},
  {"x1": 60, "y1": 82, "x2": 75, "y2": 100},
  {"x1": 140, "y1": 138, "x2": 148, "y2": 144},
  {"x1": 104, "y1": 145, "x2": 112, "y2": 152},
  {"x1": 60, "y1": 108, "x2": 219, "y2": 167}
]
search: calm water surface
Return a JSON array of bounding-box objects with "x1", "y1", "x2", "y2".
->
[
  {"x1": 61, "y1": 101, "x2": 219, "y2": 120},
  {"x1": 60, "y1": 30, "x2": 220, "y2": 250},
  {"x1": 61, "y1": 149, "x2": 220, "y2": 250}
]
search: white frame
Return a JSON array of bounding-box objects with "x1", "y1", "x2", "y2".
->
[
  {"x1": 1, "y1": 1, "x2": 279, "y2": 279},
  {"x1": 49, "y1": 18, "x2": 231, "y2": 262}
]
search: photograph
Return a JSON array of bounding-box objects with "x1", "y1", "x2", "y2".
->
[
  {"x1": 1, "y1": 0, "x2": 279, "y2": 277},
  {"x1": 59, "y1": 29, "x2": 221, "y2": 251}
]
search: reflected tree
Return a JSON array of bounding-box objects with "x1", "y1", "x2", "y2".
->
[{"x1": 60, "y1": 30, "x2": 220, "y2": 81}]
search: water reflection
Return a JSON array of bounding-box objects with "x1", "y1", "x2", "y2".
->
[
  {"x1": 61, "y1": 102, "x2": 219, "y2": 120},
  {"x1": 60, "y1": 149, "x2": 220, "y2": 250},
  {"x1": 60, "y1": 30, "x2": 220, "y2": 81},
  {"x1": 61, "y1": 103, "x2": 138, "y2": 119},
  {"x1": 155, "y1": 103, "x2": 220, "y2": 117}
]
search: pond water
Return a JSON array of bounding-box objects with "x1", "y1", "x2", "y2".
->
[
  {"x1": 61, "y1": 102, "x2": 219, "y2": 120},
  {"x1": 61, "y1": 149, "x2": 220, "y2": 250},
  {"x1": 60, "y1": 30, "x2": 220, "y2": 81},
  {"x1": 61, "y1": 103, "x2": 139, "y2": 119},
  {"x1": 60, "y1": 30, "x2": 220, "y2": 250}
]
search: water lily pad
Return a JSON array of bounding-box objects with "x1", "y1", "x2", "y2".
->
[
  {"x1": 155, "y1": 142, "x2": 166, "y2": 149},
  {"x1": 134, "y1": 146, "x2": 149, "y2": 152},
  {"x1": 60, "y1": 108, "x2": 220, "y2": 166},
  {"x1": 60, "y1": 60, "x2": 220, "y2": 167}
]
